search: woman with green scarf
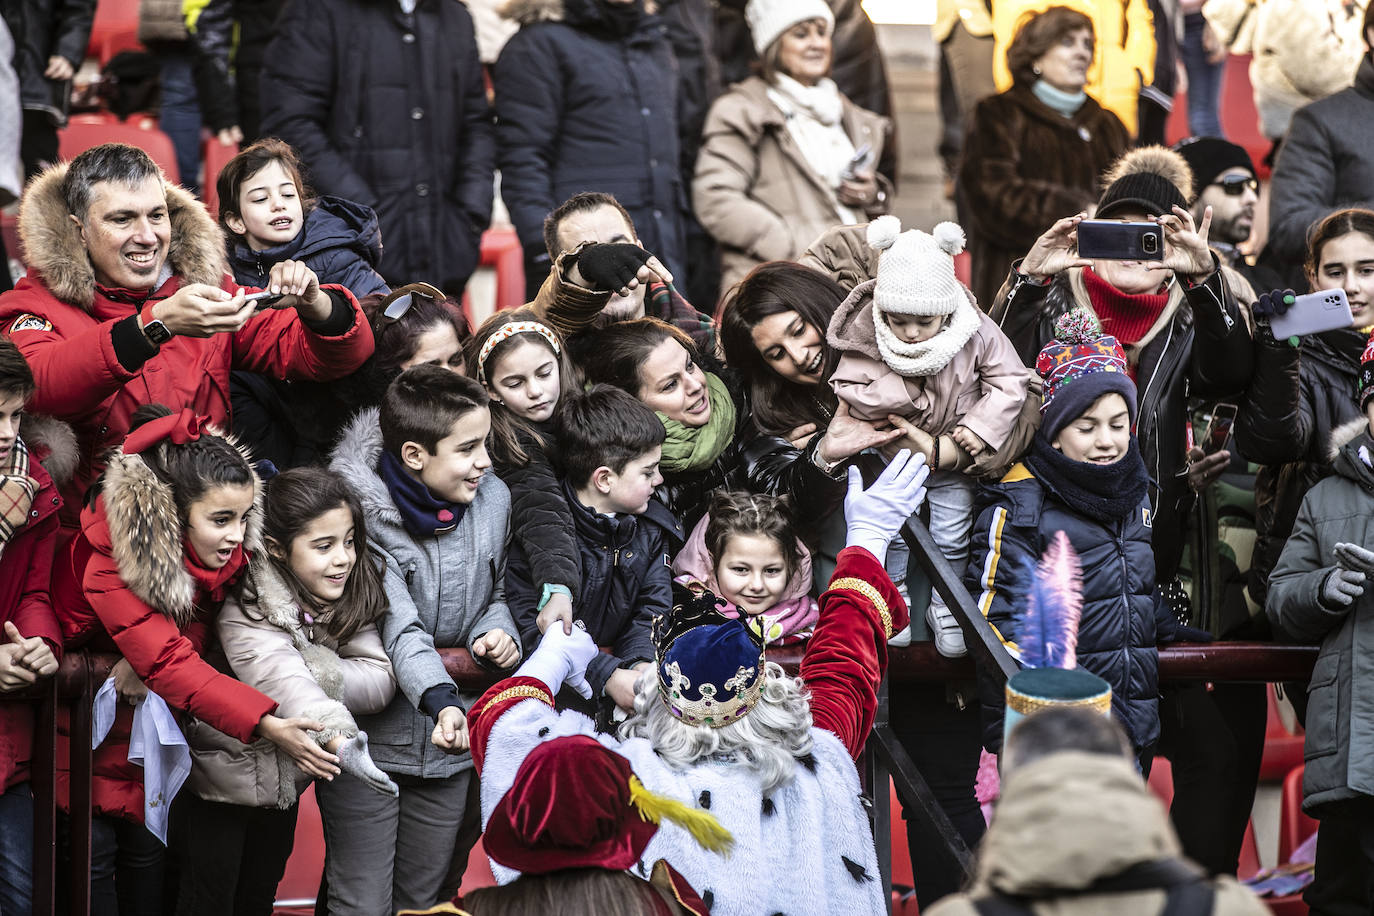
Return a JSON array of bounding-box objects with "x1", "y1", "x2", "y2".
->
[{"x1": 582, "y1": 317, "x2": 898, "y2": 532}]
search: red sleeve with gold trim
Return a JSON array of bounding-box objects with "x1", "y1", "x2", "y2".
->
[
  {"x1": 801, "y1": 546, "x2": 908, "y2": 759},
  {"x1": 467, "y1": 676, "x2": 554, "y2": 774}
]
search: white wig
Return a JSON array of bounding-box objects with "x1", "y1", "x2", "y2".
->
[{"x1": 617, "y1": 662, "x2": 814, "y2": 794}]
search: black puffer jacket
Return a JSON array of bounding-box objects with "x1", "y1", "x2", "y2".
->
[
  {"x1": 506, "y1": 484, "x2": 681, "y2": 697},
  {"x1": 968, "y1": 462, "x2": 1176, "y2": 754},
  {"x1": 2, "y1": 0, "x2": 94, "y2": 124},
  {"x1": 990, "y1": 262, "x2": 1253, "y2": 584},
  {"x1": 1235, "y1": 328, "x2": 1365, "y2": 612},
  {"x1": 653, "y1": 369, "x2": 847, "y2": 534},
  {"x1": 226, "y1": 196, "x2": 389, "y2": 300},
  {"x1": 186, "y1": 0, "x2": 284, "y2": 139},
  {"x1": 494, "y1": 422, "x2": 582, "y2": 603},
  {"x1": 494, "y1": 0, "x2": 687, "y2": 281},
  {"x1": 260, "y1": 0, "x2": 495, "y2": 294}
]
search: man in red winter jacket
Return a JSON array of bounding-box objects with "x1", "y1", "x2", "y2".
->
[{"x1": 0, "y1": 142, "x2": 374, "y2": 523}]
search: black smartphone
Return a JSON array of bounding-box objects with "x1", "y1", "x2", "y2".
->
[
  {"x1": 1075, "y1": 220, "x2": 1164, "y2": 260},
  {"x1": 1201, "y1": 403, "x2": 1237, "y2": 455},
  {"x1": 244, "y1": 290, "x2": 286, "y2": 309}
]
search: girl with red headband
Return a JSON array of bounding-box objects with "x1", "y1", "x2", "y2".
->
[{"x1": 51, "y1": 404, "x2": 339, "y2": 915}]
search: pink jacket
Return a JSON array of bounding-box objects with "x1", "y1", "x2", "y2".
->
[{"x1": 670, "y1": 513, "x2": 818, "y2": 644}]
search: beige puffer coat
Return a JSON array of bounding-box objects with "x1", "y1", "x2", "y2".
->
[
  {"x1": 185, "y1": 558, "x2": 396, "y2": 809},
  {"x1": 693, "y1": 75, "x2": 890, "y2": 292}
]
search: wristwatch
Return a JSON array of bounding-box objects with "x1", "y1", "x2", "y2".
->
[{"x1": 140, "y1": 314, "x2": 172, "y2": 346}]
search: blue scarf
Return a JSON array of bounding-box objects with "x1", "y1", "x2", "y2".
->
[
  {"x1": 1033, "y1": 79, "x2": 1088, "y2": 118},
  {"x1": 378, "y1": 449, "x2": 466, "y2": 538}
]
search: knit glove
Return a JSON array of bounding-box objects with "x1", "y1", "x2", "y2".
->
[
  {"x1": 515, "y1": 622, "x2": 597, "y2": 699},
  {"x1": 844, "y1": 449, "x2": 930, "y2": 558},
  {"x1": 569, "y1": 243, "x2": 651, "y2": 292},
  {"x1": 336, "y1": 731, "x2": 398, "y2": 797},
  {"x1": 1321, "y1": 568, "x2": 1366, "y2": 609},
  {"x1": 1250, "y1": 288, "x2": 1299, "y2": 346},
  {"x1": 1335, "y1": 542, "x2": 1374, "y2": 576}
]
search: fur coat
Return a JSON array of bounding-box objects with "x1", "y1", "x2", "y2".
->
[{"x1": 185, "y1": 556, "x2": 396, "y2": 809}]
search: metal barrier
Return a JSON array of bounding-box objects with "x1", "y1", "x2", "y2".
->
[{"x1": 11, "y1": 520, "x2": 1318, "y2": 914}]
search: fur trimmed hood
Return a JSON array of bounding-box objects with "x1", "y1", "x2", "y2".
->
[
  {"x1": 17, "y1": 161, "x2": 228, "y2": 310},
  {"x1": 501, "y1": 0, "x2": 564, "y2": 24},
  {"x1": 22, "y1": 413, "x2": 79, "y2": 487},
  {"x1": 99, "y1": 432, "x2": 263, "y2": 626},
  {"x1": 1330, "y1": 416, "x2": 1371, "y2": 462}
]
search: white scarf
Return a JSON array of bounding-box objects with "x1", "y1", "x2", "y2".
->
[
  {"x1": 767, "y1": 74, "x2": 858, "y2": 223},
  {"x1": 872, "y1": 298, "x2": 982, "y2": 377}
]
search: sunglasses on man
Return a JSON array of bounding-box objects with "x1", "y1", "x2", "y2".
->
[{"x1": 1211, "y1": 175, "x2": 1258, "y2": 196}]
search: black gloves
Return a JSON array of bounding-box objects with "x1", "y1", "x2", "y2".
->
[
  {"x1": 568, "y1": 243, "x2": 652, "y2": 293},
  {"x1": 1251, "y1": 288, "x2": 1298, "y2": 346}
]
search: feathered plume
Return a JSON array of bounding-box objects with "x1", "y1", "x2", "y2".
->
[{"x1": 1014, "y1": 530, "x2": 1084, "y2": 669}]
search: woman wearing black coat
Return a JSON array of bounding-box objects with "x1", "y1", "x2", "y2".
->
[{"x1": 259, "y1": 0, "x2": 495, "y2": 295}]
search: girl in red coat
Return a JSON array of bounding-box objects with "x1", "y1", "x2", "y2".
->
[
  {"x1": 0, "y1": 338, "x2": 66, "y2": 916},
  {"x1": 53, "y1": 405, "x2": 340, "y2": 916}
]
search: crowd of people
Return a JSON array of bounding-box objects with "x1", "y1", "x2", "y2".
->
[{"x1": 2, "y1": 0, "x2": 1374, "y2": 914}]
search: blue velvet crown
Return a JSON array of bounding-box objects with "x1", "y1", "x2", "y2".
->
[{"x1": 654, "y1": 589, "x2": 767, "y2": 728}]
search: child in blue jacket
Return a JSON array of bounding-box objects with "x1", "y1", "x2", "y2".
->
[{"x1": 967, "y1": 310, "x2": 1183, "y2": 762}]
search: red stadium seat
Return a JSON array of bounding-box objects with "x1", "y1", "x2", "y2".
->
[
  {"x1": 1260, "y1": 688, "x2": 1305, "y2": 783},
  {"x1": 201, "y1": 135, "x2": 241, "y2": 219},
  {"x1": 87, "y1": 0, "x2": 143, "y2": 65},
  {"x1": 274, "y1": 785, "x2": 324, "y2": 908},
  {"x1": 1279, "y1": 765, "x2": 1318, "y2": 865},
  {"x1": 481, "y1": 226, "x2": 526, "y2": 313},
  {"x1": 1165, "y1": 53, "x2": 1273, "y2": 180},
  {"x1": 58, "y1": 113, "x2": 180, "y2": 185}
]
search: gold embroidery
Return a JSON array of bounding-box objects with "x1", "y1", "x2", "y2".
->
[
  {"x1": 472, "y1": 684, "x2": 553, "y2": 720},
  {"x1": 826, "y1": 577, "x2": 893, "y2": 638}
]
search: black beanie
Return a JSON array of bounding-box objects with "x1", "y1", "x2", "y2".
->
[
  {"x1": 1095, "y1": 146, "x2": 1194, "y2": 220},
  {"x1": 1172, "y1": 136, "x2": 1255, "y2": 197}
]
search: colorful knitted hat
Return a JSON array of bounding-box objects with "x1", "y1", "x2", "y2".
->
[
  {"x1": 869, "y1": 216, "x2": 967, "y2": 317},
  {"x1": 1036, "y1": 309, "x2": 1138, "y2": 439},
  {"x1": 1360, "y1": 331, "x2": 1374, "y2": 409},
  {"x1": 745, "y1": 0, "x2": 834, "y2": 56}
]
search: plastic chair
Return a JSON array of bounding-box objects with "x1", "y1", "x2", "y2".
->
[
  {"x1": 1279, "y1": 765, "x2": 1318, "y2": 865},
  {"x1": 1260, "y1": 688, "x2": 1305, "y2": 783},
  {"x1": 87, "y1": 0, "x2": 143, "y2": 65},
  {"x1": 201, "y1": 135, "x2": 241, "y2": 219},
  {"x1": 1147, "y1": 755, "x2": 1175, "y2": 809},
  {"x1": 480, "y1": 226, "x2": 526, "y2": 313},
  {"x1": 58, "y1": 113, "x2": 180, "y2": 185},
  {"x1": 274, "y1": 785, "x2": 325, "y2": 908}
]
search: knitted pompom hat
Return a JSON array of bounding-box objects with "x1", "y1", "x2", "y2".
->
[
  {"x1": 869, "y1": 216, "x2": 967, "y2": 317},
  {"x1": 1360, "y1": 331, "x2": 1374, "y2": 409},
  {"x1": 745, "y1": 0, "x2": 835, "y2": 56},
  {"x1": 1036, "y1": 308, "x2": 1138, "y2": 440},
  {"x1": 1096, "y1": 146, "x2": 1195, "y2": 220}
]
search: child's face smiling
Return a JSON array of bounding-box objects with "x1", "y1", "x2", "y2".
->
[
  {"x1": 714, "y1": 533, "x2": 789, "y2": 616},
  {"x1": 1052, "y1": 393, "x2": 1132, "y2": 464},
  {"x1": 886, "y1": 312, "x2": 945, "y2": 344}
]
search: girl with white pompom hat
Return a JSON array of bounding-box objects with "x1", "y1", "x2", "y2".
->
[{"x1": 827, "y1": 215, "x2": 1035, "y2": 656}]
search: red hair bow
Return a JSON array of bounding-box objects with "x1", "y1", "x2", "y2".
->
[{"x1": 122, "y1": 408, "x2": 206, "y2": 455}]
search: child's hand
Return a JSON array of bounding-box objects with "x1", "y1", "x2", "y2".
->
[
  {"x1": 431, "y1": 706, "x2": 470, "y2": 753},
  {"x1": 110, "y1": 657, "x2": 148, "y2": 706},
  {"x1": 536, "y1": 592, "x2": 575, "y2": 636},
  {"x1": 3, "y1": 621, "x2": 56, "y2": 679},
  {"x1": 882, "y1": 414, "x2": 935, "y2": 463},
  {"x1": 606, "y1": 663, "x2": 649, "y2": 712},
  {"x1": 0, "y1": 643, "x2": 36, "y2": 691},
  {"x1": 951, "y1": 426, "x2": 987, "y2": 456},
  {"x1": 473, "y1": 629, "x2": 520, "y2": 669}
]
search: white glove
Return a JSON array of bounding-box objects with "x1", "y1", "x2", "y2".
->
[
  {"x1": 1322, "y1": 568, "x2": 1366, "y2": 608},
  {"x1": 844, "y1": 450, "x2": 930, "y2": 557},
  {"x1": 515, "y1": 623, "x2": 598, "y2": 699},
  {"x1": 336, "y1": 731, "x2": 399, "y2": 797},
  {"x1": 1335, "y1": 542, "x2": 1374, "y2": 576}
]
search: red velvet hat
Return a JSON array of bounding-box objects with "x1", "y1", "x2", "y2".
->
[{"x1": 484, "y1": 736, "x2": 732, "y2": 875}]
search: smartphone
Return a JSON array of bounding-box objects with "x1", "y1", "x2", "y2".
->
[
  {"x1": 1075, "y1": 220, "x2": 1164, "y2": 260},
  {"x1": 1269, "y1": 288, "x2": 1354, "y2": 340},
  {"x1": 244, "y1": 290, "x2": 286, "y2": 309},
  {"x1": 1200, "y1": 403, "x2": 1237, "y2": 456},
  {"x1": 840, "y1": 143, "x2": 874, "y2": 181}
]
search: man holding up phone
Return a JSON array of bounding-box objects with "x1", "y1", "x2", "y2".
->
[{"x1": 989, "y1": 144, "x2": 1253, "y2": 601}]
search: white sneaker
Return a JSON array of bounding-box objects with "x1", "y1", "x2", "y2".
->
[
  {"x1": 888, "y1": 623, "x2": 913, "y2": 647},
  {"x1": 927, "y1": 601, "x2": 967, "y2": 658}
]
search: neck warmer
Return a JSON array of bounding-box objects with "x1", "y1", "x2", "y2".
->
[
  {"x1": 872, "y1": 296, "x2": 982, "y2": 377},
  {"x1": 378, "y1": 449, "x2": 467, "y2": 538},
  {"x1": 658, "y1": 372, "x2": 737, "y2": 474},
  {"x1": 770, "y1": 73, "x2": 844, "y2": 126},
  {"x1": 593, "y1": 0, "x2": 644, "y2": 37},
  {"x1": 182, "y1": 535, "x2": 247, "y2": 603},
  {"x1": 1026, "y1": 434, "x2": 1150, "y2": 524},
  {"x1": 1032, "y1": 79, "x2": 1088, "y2": 117},
  {"x1": 1082, "y1": 266, "x2": 1169, "y2": 354}
]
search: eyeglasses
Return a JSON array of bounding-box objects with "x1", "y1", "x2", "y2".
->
[
  {"x1": 376, "y1": 283, "x2": 445, "y2": 330},
  {"x1": 1211, "y1": 175, "x2": 1258, "y2": 196}
]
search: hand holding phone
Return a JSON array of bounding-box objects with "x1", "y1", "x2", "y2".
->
[
  {"x1": 1075, "y1": 220, "x2": 1164, "y2": 260},
  {"x1": 1269, "y1": 288, "x2": 1354, "y2": 340},
  {"x1": 841, "y1": 142, "x2": 874, "y2": 181},
  {"x1": 244, "y1": 290, "x2": 287, "y2": 310},
  {"x1": 1200, "y1": 402, "x2": 1237, "y2": 456}
]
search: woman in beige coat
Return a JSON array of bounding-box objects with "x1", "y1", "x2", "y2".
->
[
  {"x1": 693, "y1": 0, "x2": 892, "y2": 296},
  {"x1": 178, "y1": 468, "x2": 398, "y2": 916}
]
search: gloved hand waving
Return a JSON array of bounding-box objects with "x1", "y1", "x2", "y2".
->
[
  {"x1": 515, "y1": 622, "x2": 598, "y2": 699},
  {"x1": 843, "y1": 449, "x2": 930, "y2": 558}
]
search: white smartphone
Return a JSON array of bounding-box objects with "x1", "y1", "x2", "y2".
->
[{"x1": 1270, "y1": 288, "x2": 1354, "y2": 340}]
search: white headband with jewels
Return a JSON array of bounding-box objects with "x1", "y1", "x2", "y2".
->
[{"x1": 477, "y1": 320, "x2": 561, "y2": 381}]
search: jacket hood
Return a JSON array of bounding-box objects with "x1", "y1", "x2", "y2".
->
[
  {"x1": 18, "y1": 161, "x2": 228, "y2": 311},
  {"x1": 1329, "y1": 419, "x2": 1374, "y2": 491},
  {"x1": 671, "y1": 510, "x2": 815, "y2": 608},
  {"x1": 228, "y1": 195, "x2": 383, "y2": 275},
  {"x1": 827, "y1": 279, "x2": 882, "y2": 360},
  {"x1": 331, "y1": 407, "x2": 403, "y2": 529},
  {"x1": 23, "y1": 413, "x2": 79, "y2": 487},
  {"x1": 99, "y1": 431, "x2": 263, "y2": 625},
  {"x1": 501, "y1": 0, "x2": 564, "y2": 24},
  {"x1": 974, "y1": 751, "x2": 1182, "y2": 896}
]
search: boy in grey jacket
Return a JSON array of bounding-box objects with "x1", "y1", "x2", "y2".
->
[{"x1": 327, "y1": 365, "x2": 519, "y2": 915}]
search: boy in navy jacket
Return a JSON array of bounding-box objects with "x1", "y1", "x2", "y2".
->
[{"x1": 506, "y1": 385, "x2": 682, "y2": 712}]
